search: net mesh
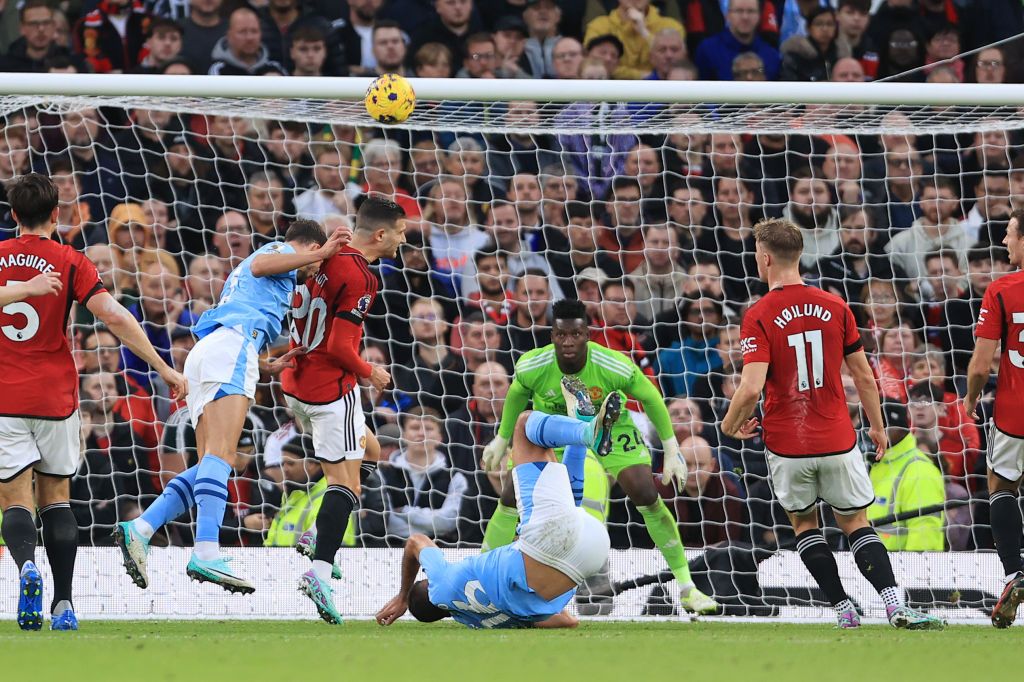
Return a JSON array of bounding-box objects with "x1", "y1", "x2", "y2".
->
[{"x1": 0, "y1": 91, "x2": 1014, "y2": 619}]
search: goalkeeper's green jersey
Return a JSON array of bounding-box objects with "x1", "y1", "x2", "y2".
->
[{"x1": 497, "y1": 341, "x2": 674, "y2": 443}]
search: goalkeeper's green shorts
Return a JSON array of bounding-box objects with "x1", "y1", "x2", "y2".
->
[{"x1": 599, "y1": 423, "x2": 653, "y2": 479}]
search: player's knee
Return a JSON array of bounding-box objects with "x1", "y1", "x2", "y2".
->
[{"x1": 624, "y1": 479, "x2": 658, "y2": 508}]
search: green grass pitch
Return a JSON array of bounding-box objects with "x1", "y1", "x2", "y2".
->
[{"x1": 2, "y1": 620, "x2": 1020, "y2": 682}]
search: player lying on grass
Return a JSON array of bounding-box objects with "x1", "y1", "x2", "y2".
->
[
  {"x1": 480, "y1": 299, "x2": 717, "y2": 615},
  {"x1": 114, "y1": 219, "x2": 350, "y2": 595},
  {"x1": 375, "y1": 378, "x2": 618, "y2": 629},
  {"x1": 722, "y1": 218, "x2": 943, "y2": 630}
]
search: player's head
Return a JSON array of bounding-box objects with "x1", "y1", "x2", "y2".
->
[
  {"x1": 1005, "y1": 208, "x2": 1024, "y2": 268},
  {"x1": 408, "y1": 579, "x2": 449, "y2": 623},
  {"x1": 283, "y1": 219, "x2": 329, "y2": 279},
  {"x1": 752, "y1": 218, "x2": 804, "y2": 281},
  {"x1": 8, "y1": 172, "x2": 59, "y2": 232},
  {"x1": 355, "y1": 194, "x2": 407, "y2": 260},
  {"x1": 552, "y1": 299, "x2": 589, "y2": 368}
]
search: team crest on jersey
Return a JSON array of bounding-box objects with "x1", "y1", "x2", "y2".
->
[
  {"x1": 740, "y1": 337, "x2": 758, "y2": 355},
  {"x1": 589, "y1": 386, "x2": 604, "y2": 402}
]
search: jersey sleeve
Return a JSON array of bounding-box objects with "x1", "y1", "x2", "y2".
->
[
  {"x1": 71, "y1": 250, "x2": 106, "y2": 305},
  {"x1": 739, "y1": 308, "x2": 771, "y2": 364},
  {"x1": 841, "y1": 303, "x2": 863, "y2": 355},
  {"x1": 626, "y1": 363, "x2": 674, "y2": 440},
  {"x1": 976, "y1": 286, "x2": 1003, "y2": 340}
]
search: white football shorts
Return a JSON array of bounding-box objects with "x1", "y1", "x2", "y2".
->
[
  {"x1": 183, "y1": 326, "x2": 258, "y2": 429},
  {"x1": 0, "y1": 411, "x2": 81, "y2": 481},
  {"x1": 285, "y1": 386, "x2": 367, "y2": 462},
  {"x1": 767, "y1": 444, "x2": 875, "y2": 515}
]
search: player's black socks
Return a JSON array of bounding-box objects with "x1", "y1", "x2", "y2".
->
[
  {"x1": 360, "y1": 461, "x2": 377, "y2": 485},
  {"x1": 795, "y1": 529, "x2": 849, "y2": 606},
  {"x1": 40, "y1": 502, "x2": 77, "y2": 612},
  {"x1": 849, "y1": 526, "x2": 898, "y2": 592},
  {"x1": 313, "y1": 485, "x2": 359, "y2": 564},
  {"x1": 989, "y1": 491, "x2": 1024, "y2": 576},
  {"x1": 1, "y1": 505, "x2": 36, "y2": 570}
]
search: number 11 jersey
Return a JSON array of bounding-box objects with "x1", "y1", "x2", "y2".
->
[
  {"x1": 282, "y1": 245, "x2": 378, "y2": 405},
  {"x1": 740, "y1": 284, "x2": 863, "y2": 457}
]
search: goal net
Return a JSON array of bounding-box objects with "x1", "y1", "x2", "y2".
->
[{"x1": 0, "y1": 75, "x2": 1018, "y2": 622}]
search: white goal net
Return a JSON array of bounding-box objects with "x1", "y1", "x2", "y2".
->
[{"x1": 0, "y1": 75, "x2": 1020, "y2": 622}]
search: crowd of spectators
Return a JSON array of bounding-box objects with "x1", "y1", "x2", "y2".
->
[{"x1": 0, "y1": 0, "x2": 1020, "y2": 556}]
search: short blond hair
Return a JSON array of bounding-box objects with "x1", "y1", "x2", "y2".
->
[{"x1": 753, "y1": 218, "x2": 804, "y2": 264}]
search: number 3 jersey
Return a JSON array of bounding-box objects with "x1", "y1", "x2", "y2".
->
[
  {"x1": 281, "y1": 246, "x2": 378, "y2": 404},
  {"x1": 975, "y1": 270, "x2": 1024, "y2": 438},
  {"x1": 0, "y1": 234, "x2": 105, "y2": 418},
  {"x1": 740, "y1": 284, "x2": 862, "y2": 457}
]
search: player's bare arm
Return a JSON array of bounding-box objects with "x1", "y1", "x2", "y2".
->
[
  {"x1": 722, "y1": 361, "x2": 768, "y2": 439},
  {"x1": 376, "y1": 533, "x2": 436, "y2": 626},
  {"x1": 844, "y1": 349, "x2": 888, "y2": 458},
  {"x1": 964, "y1": 337, "x2": 999, "y2": 420},
  {"x1": 259, "y1": 346, "x2": 307, "y2": 377},
  {"x1": 86, "y1": 291, "x2": 188, "y2": 399},
  {"x1": 249, "y1": 227, "x2": 353, "y2": 277},
  {"x1": 0, "y1": 271, "x2": 61, "y2": 305}
]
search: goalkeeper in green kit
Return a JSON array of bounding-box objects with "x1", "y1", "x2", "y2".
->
[{"x1": 481, "y1": 299, "x2": 719, "y2": 614}]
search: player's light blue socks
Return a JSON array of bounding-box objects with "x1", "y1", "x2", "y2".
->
[
  {"x1": 193, "y1": 454, "x2": 232, "y2": 559},
  {"x1": 525, "y1": 412, "x2": 592, "y2": 449},
  {"x1": 135, "y1": 465, "x2": 200, "y2": 539},
  {"x1": 562, "y1": 444, "x2": 586, "y2": 507}
]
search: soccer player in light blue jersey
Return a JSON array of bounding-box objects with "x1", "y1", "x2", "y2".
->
[
  {"x1": 114, "y1": 220, "x2": 351, "y2": 594},
  {"x1": 376, "y1": 378, "x2": 618, "y2": 629}
]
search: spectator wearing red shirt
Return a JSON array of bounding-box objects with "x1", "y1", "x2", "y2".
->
[
  {"x1": 74, "y1": 0, "x2": 151, "y2": 73},
  {"x1": 656, "y1": 435, "x2": 746, "y2": 547},
  {"x1": 590, "y1": 278, "x2": 655, "y2": 380}
]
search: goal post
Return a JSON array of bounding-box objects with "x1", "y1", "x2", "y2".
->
[{"x1": 0, "y1": 74, "x2": 1015, "y2": 622}]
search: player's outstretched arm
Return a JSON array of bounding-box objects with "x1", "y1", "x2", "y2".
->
[
  {"x1": 249, "y1": 227, "x2": 352, "y2": 278},
  {"x1": 721, "y1": 361, "x2": 768, "y2": 440},
  {"x1": 376, "y1": 534, "x2": 437, "y2": 626},
  {"x1": 627, "y1": 367, "x2": 687, "y2": 490},
  {"x1": 964, "y1": 337, "x2": 999, "y2": 420},
  {"x1": 86, "y1": 292, "x2": 187, "y2": 399},
  {"x1": 0, "y1": 271, "x2": 62, "y2": 305},
  {"x1": 844, "y1": 349, "x2": 888, "y2": 458}
]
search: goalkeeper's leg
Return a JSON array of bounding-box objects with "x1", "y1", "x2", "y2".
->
[{"x1": 616, "y1": 463, "x2": 718, "y2": 615}]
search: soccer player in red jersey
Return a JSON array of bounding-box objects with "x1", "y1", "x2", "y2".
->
[
  {"x1": 0, "y1": 174, "x2": 186, "y2": 631},
  {"x1": 965, "y1": 208, "x2": 1024, "y2": 628},
  {"x1": 282, "y1": 195, "x2": 407, "y2": 623},
  {"x1": 722, "y1": 218, "x2": 943, "y2": 630}
]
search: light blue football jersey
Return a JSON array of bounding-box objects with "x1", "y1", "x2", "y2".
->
[
  {"x1": 192, "y1": 241, "x2": 298, "y2": 352},
  {"x1": 419, "y1": 546, "x2": 575, "y2": 629}
]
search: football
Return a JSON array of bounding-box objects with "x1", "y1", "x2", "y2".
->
[{"x1": 364, "y1": 73, "x2": 416, "y2": 124}]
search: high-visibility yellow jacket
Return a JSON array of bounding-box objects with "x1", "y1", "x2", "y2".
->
[
  {"x1": 868, "y1": 434, "x2": 945, "y2": 551},
  {"x1": 583, "y1": 6, "x2": 685, "y2": 80}
]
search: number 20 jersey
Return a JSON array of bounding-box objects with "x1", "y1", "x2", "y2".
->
[
  {"x1": 281, "y1": 246, "x2": 378, "y2": 405},
  {"x1": 0, "y1": 234, "x2": 105, "y2": 418},
  {"x1": 975, "y1": 270, "x2": 1024, "y2": 438},
  {"x1": 740, "y1": 284, "x2": 862, "y2": 457}
]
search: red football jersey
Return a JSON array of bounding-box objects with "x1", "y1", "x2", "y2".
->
[
  {"x1": 282, "y1": 246, "x2": 378, "y2": 404},
  {"x1": 740, "y1": 284, "x2": 862, "y2": 457},
  {"x1": 975, "y1": 270, "x2": 1024, "y2": 437},
  {"x1": 0, "y1": 234, "x2": 105, "y2": 418}
]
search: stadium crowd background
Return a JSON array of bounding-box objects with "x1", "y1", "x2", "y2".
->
[{"x1": 0, "y1": 0, "x2": 1020, "y2": 557}]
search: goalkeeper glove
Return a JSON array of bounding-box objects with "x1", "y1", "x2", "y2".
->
[
  {"x1": 481, "y1": 435, "x2": 510, "y2": 471},
  {"x1": 660, "y1": 436, "x2": 688, "y2": 493}
]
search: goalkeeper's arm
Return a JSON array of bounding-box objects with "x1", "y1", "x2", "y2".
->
[
  {"x1": 626, "y1": 369, "x2": 675, "y2": 443},
  {"x1": 497, "y1": 377, "x2": 532, "y2": 441}
]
